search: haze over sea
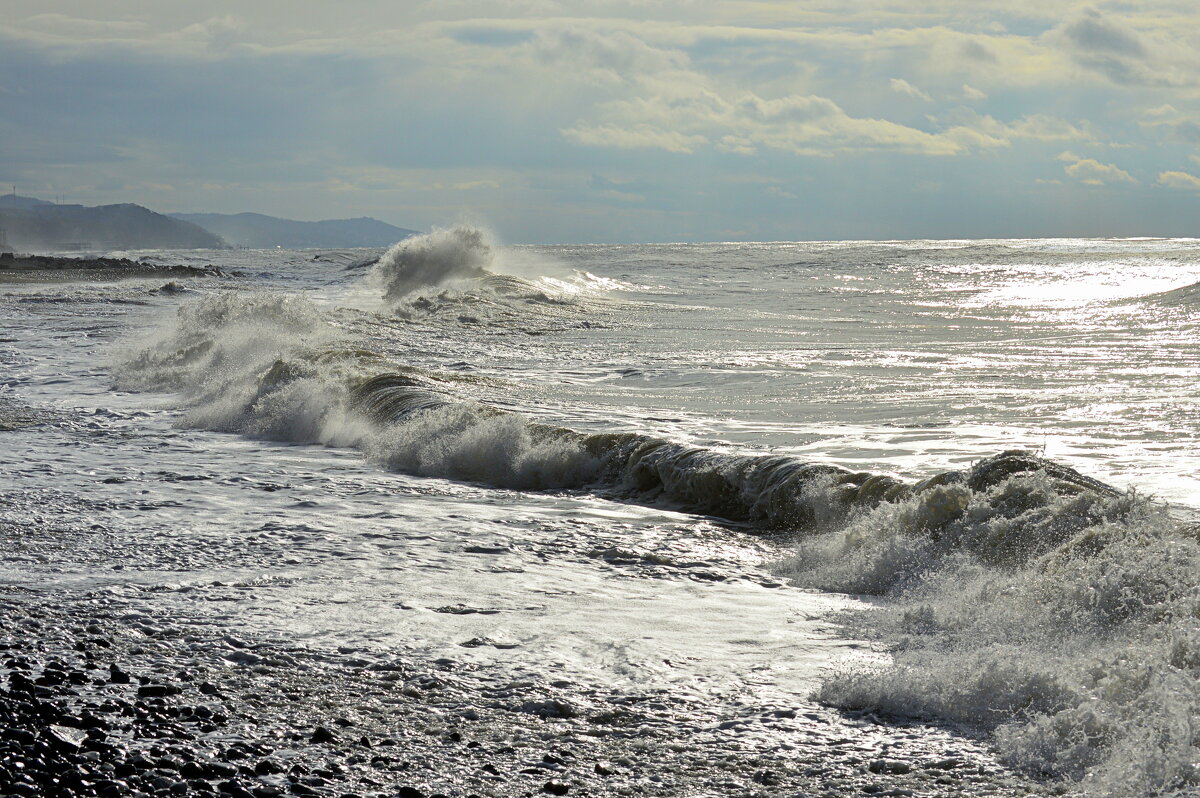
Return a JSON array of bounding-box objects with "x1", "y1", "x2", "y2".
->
[{"x1": 0, "y1": 231, "x2": 1197, "y2": 796}]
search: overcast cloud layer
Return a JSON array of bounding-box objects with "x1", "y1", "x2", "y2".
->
[{"x1": 3, "y1": 1, "x2": 1200, "y2": 242}]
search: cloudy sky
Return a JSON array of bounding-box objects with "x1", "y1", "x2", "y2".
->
[{"x1": 3, "y1": 1, "x2": 1200, "y2": 242}]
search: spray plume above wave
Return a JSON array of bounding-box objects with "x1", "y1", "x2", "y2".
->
[
  {"x1": 372, "y1": 226, "x2": 494, "y2": 300},
  {"x1": 349, "y1": 226, "x2": 621, "y2": 330}
]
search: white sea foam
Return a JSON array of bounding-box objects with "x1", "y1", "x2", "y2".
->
[{"x1": 778, "y1": 468, "x2": 1200, "y2": 797}]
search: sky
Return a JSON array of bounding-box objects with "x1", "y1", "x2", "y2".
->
[{"x1": 3, "y1": 1, "x2": 1200, "y2": 243}]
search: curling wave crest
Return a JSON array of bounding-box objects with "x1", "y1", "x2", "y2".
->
[{"x1": 360, "y1": 226, "x2": 615, "y2": 328}]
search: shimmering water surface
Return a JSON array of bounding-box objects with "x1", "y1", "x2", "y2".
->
[{"x1": 2, "y1": 234, "x2": 1199, "y2": 796}]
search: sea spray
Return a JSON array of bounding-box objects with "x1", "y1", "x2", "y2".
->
[
  {"x1": 371, "y1": 226, "x2": 494, "y2": 300},
  {"x1": 778, "y1": 463, "x2": 1200, "y2": 796}
]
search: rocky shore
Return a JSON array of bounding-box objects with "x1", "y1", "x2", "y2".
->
[
  {"x1": 0, "y1": 588, "x2": 1045, "y2": 798},
  {"x1": 0, "y1": 254, "x2": 228, "y2": 283}
]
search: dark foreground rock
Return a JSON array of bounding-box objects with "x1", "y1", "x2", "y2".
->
[{"x1": 0, "y1": 253, "x2": 229, "y2": 283}]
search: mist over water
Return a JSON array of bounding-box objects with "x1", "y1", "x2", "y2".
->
[{"x1": 8, "y1": 231, "x2": 1200, "y2": 796}]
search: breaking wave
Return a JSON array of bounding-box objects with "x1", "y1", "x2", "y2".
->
[
  {"x1": 1146, "y1": 280, "x2": 1200, "y2": 307},
  {"x1": 778, "y1": 460, "x2": 1200, "y2": 797},
  {"x1": 372, "y1": 226, "x2": 494, "y2": 300},
  {"x1": 112, "y1": 228, "x2": 1200, "y2": 798},
  {"x1": 355, "y1": 226, "x2": 610, "y2": 330},
  {"x1": 114, "y1": 290, "x2": 908, "y2": 516}
]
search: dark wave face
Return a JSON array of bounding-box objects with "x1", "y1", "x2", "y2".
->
[{"x1": 1142, "y1": 279, "x2": 1200, "y2": 306}]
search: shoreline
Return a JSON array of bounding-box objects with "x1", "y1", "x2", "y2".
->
[
  {"x1": 0, "y1": 584, "x2": 1042, "y2": 798},
  {"x1": 0, "y1": 254, "x2": 229, "y2": 283}
]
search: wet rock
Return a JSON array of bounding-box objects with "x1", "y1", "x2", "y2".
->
[
  {"x1": 138, "y1": 683, "x2": 182, "y2": 698},
  {"x1": 46, "y1": 724, "x2": 86, "y2": 750},
  {"x1": 868, "y1": 759, "x2": 913, "y2": 775},
  {"x1": 310, "y1": 725, "x2": 337, "y2": 744},
  {"x1": 516, "y1": 699, "x2": 577, "y2": 719},
  {"x1": 206, "y1": 760, "x2": 240, "y2": 779},
  {"x1": 393, "y1": 788, "x2": 424, "y2": 798}
]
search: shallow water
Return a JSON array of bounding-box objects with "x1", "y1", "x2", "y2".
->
[{"x1": 3, "y1": 233, "x2": 1199, "y2": 796}]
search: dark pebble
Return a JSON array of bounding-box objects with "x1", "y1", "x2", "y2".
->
[
  {"x1": 219, "y1": 779, "x2": 256, "y2": 798},
  {"x1": 139, "y1": 683, "x2": 182, "y2": 698},
  {"x1": 393, "y1": 788, "x2": 424, "y2": 798},
  {"x1": 310, "y1": 726, "x2": 337, "y2": 744},
  {"x1": 868, "y1": 759, "x2": 913, "y2": 775},
  {"x1": 207, "y1": 761, "x2": 240, "y2": 779},
  {"x1": 181, "y1": 761, "x2": 206, "y2": 779},
  {"x1": 542, "y1": 782, "x2": 570, "y2": 796}
]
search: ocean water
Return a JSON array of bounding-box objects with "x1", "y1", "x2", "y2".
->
[{"x1": 3, "y1": 230, "x2": 1200, "y2": 795}]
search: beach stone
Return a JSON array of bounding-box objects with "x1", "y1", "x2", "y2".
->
[
  {"x1": 47, "y1": 724, "x2": 87, "y2": 750},
  {"x1": 139, "y1": 683, "x2": 182, "y2": 698},
  {"x1": 393, "y1": 787, "x2": 425, "y2": 798},
  {"x1": 207, "y1": 761, "x2": 240, "y2": 779},
  {"x1": 310, "y1": 726, "x2": 337, "y2": 744},
  {"x1": 220, "y1": 780, "x2": 256, "y2": 798},
  {"x1": 542, "y1": 781, "x2": 570, "y2": 795},
  {"x1": 868, "y1": 759, "x2": 913, "y2": 775}
]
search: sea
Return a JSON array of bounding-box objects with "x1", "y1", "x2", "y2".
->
[{"x1": 2, "y1": 229, "x2": 1199, "y2": 796}]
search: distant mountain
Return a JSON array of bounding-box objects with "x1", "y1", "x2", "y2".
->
[
  {"x1": 171, "y1": 212, "x2": 419, "y2": 249},
  {"x1": 0, "y1": 194, "x2": 55, "y2": 210},
  {"x1": 0, "y1": 197, "x2": 227, "y2": 251}
]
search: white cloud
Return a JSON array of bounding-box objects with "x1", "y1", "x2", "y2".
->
[
  {"x1": 1045, "y1": 7, "x2": 1200, "y2": 88},
  {"x1": 961, "y1": 84, "x2": 987, "y2": 101},
  {"x1": 568, "y1": 88, "x2": 970, "y2": 157},
  {"x1": 1057, "y1": 151, "x2": 1136, "y2": 185},
  {"x1": 1157, "y1": 170, "x2": 1200, "y2": 190},
  {"x1": 890, "y1": 78, "x2": 932, "y2": 102},
  {"x1": 1138, "y1": 104, "x2": 1200, "y2": 143},
  {"x1": 939, "y1": 111, "x2": 1096, "y2": 150},
  {"x1": 562, "y1": 124, "x2": 705, "y2": 153}
]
